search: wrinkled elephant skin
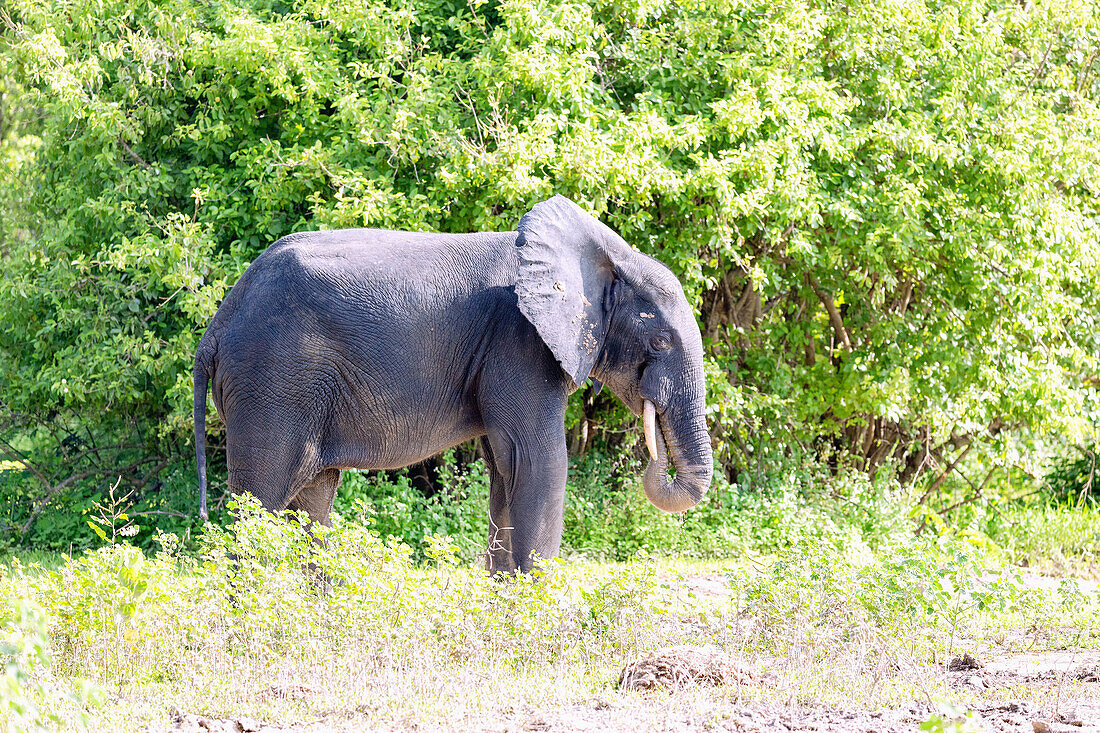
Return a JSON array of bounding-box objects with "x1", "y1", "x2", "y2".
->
[{"x1": 195, "y1": 196, "x2": 712, "y2": 572}]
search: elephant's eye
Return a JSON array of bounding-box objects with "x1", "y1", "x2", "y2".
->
[{"x1": 650, "y1": 332, "x2": 673, "y2": 351}]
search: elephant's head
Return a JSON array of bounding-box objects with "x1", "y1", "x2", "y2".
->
[{"x1": 515, "y1": 196, "x2": 713, "y2": 512}]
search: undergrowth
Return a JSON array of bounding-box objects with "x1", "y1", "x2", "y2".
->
[{"x1": 1, "y1": 494, "x2": 1096, "y2": 731}]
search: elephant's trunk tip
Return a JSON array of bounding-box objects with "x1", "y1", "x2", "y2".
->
[{"x1": 640, "y1": 410, "x2": 712, "y2": 514}]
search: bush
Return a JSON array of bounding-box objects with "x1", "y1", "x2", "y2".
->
[
  {"x1": 333, "y1": 451, "x2": 490, "y2": 563},
  {"x1": 329, "y1": 446, "x2": 918, "y2": 564},
  {"x1": 981, "y1": 500, "x2": 1100, "y2": 571},
  {"x1": 30, "y1": 495, "x2": 660, "y2": 699},
  {"x1": 2, "y1": 0, "x2": 1098, "y2": 539}
]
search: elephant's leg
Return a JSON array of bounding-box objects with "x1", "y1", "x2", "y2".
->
[
  {"x1": 286, "y1": 468, "x2": 342, "y2": 527},
  {"x1": 224, "y1": 408, "x2": 324, "y2": 516},
  {"x1": 480, "y1": 437, "x2": 514, "y2": 571},
  {"x1": 480, "y1": 406, "x2": 568, "y2": 574}
]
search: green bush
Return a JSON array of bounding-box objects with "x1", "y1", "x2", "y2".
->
[
  {"x1": 2, "y1": 0, "x2": 1099, "y2": 542},
  {"x1": 730, "y1": 534, "x2": 1029, "y2": 664},
  {"x1": 0, "y1": 459, "x2": 208, "y2": 553},
  {"x1": 333, "y1": 451, "x2": 490, "y2": 563},
  {"x1": 981, "y1": 499, "x2": 1100, "y2": 570},
  {"x1": 30, "y1": 495, "x2": 661, "y2": 694},
  {"x1": 328, "y1": 446, "x2": 919, "y2": 563}
]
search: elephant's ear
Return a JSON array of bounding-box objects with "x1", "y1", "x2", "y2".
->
[{"x1": 515, "y1": 196, "x2": 622, "y2": 387}]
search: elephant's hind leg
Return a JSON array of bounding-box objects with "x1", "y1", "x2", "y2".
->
[
  {"x1": 286, "y1": 468, "x2": 342, "y2": 527},
  {"x1": 223, "y1": 394, "x2": 330, "y2": 513}
]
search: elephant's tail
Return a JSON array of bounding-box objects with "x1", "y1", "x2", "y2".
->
[{"x1": 194, "y1": 345, "x2": 212, "y2": 522}]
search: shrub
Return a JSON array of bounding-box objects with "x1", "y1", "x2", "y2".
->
[{"x1": 0, "y1": 585, "x2": 63, "y2": 731}]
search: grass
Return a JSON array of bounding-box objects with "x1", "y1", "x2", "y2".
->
[
  {"x1": 1, "y1": 495, "x2": 1098, "y2": 732},
  {"x1": 983, "y1": 501, "x2": 1100, "y2": 577}
]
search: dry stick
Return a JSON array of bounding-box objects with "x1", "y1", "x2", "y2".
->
[
  {"x1": 734, "y1": 280, "x2": 756, "y2": 329},
  {"x1": 0, "y1": 435, "x2": 54, "y2": 493},
  {"x1": 18, "y1": 470, "x2": 102, "y2": 537},
  {"x1": 860, "y1": 419, "x2": 878, "y2": 470},
  {"x1": 919, "y1": 440, "x2": 974, "y2": 504},
  {"x1": 1075, "y1": 444, "x2": 1096, "y2": 507},
  {"x1": 118, "y1": 136, "x2": 152, "y2": 169},
  {"x1": 935, "y1": 467, "x2": 998, "y2": 519},
  {"x1": 1077, "y1": 45, "x2": 1100, "y2": 95},
  {"x1": 916, "y1": 443, "x2": 976, "y2": 535},
  {"x1": 1024, "y1": 34, "x2": 1057, "y2": 96},
  {"x1": 891, "y1": 279, "x2": 913, "y2": 315},
  {"x1": 806, "y1": 273, "x2": 851, "y2": 350}
]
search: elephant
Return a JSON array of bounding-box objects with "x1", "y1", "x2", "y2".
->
[{"x1": 194, "y1": 195, "x2": 712, "y2": 572}]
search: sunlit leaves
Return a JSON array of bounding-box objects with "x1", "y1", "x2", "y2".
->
[{"x1": 0, "y1": 0, "x2": 1098, "y2": 488}]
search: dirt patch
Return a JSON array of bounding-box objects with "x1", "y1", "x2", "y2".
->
[
  {"x1": 157, "y1": 570, "x2": 1100, "y2": 733},
  {"x1": 942, "y1": 649, "x2": 1100, "y2": 731},
  {"x1": 258, "y1": 683, "x2": 325, "y2": 702},
  {"x1": 956, "y1": 650, "x2": 1100, "y2": 684},
  {"x1": 1017, "y1": 574, "x2": 1100, "y2": 595},
  {"x1": 162, "y1": 708, "x2": 311, "y2": 732},
  {"x1": 501, "y1": 700, "x2": 926, "y2": 732}
]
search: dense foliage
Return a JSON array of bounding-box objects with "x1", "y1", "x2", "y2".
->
[{"x1": 1, "y1": 0, "x2": 1099, "y2": 545}]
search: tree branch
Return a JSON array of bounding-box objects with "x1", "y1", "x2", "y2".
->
[
  {"x1": 806, "y1": 273, "x2": 851, "y2": 350},
  {"x1": 118, "y1": 136, "x2": 152, "y2": 169}
]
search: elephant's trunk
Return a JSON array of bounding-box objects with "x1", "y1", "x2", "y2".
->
[{"x1": 641, "y1": 398, "x2": 712, "y2": 513}]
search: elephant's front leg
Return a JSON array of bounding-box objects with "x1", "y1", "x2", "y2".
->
[
  {"x1": 480, "y1": 404, "x2": 568, "y2": 574},
  {"x1": 480, "y1": 436, "x2": 514, "y2": 571}
]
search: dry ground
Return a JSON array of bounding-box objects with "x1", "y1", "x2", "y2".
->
[{"x1": 157, "y1": 573, "x2": 1100, "y2": 733}]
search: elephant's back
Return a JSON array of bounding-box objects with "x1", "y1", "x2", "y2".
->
[
  {"x1": 260, "y1": 228, "x2": 518, "y2": 292},
  {"x1": 205, "y1": 227, "x2": 522, "y2": 466},
  {"x1": 205, "y1": 226, "x2": 522, "y2": 416}
]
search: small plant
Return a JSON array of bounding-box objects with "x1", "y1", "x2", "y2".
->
[
  {"x1": 919, "y1": 705, "x2": 984, "y2": 733},
  {"x1": 84, "y1": 478, "x2": 140, "y2": 545},
  {"x1": 0, "y1": 590, "x2": 63, "y2": 732},
  {"x1": 0, "y1": 581, "x2": 92, "y2": 730}
]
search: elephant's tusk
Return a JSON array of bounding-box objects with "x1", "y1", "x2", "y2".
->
[{"x1": 642, "y1": 400, "x2": 658, "y2": 461}]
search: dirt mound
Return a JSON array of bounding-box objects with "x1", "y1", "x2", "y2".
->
[
  {"x1": 618, "y1": 645, "x2": 770, "y2": 691},
  {"x1": 948, "y1": 653, "x2": 983, "y2": 671}
]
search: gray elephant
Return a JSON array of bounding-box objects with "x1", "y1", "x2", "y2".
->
[{"x1": 194, "y1": 196, "x2": 712, "y2": 572}]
